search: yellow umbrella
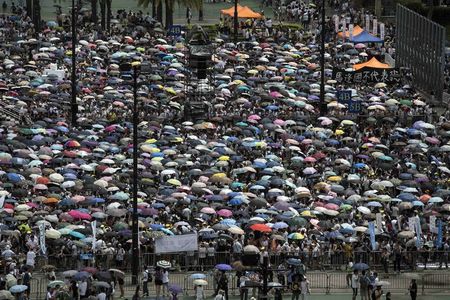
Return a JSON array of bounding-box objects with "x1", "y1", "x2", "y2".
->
[
  {"x1": 341, "y1": 120, "x2": 355, "y2": 126},
  {"x1": 211, "y1": 173, "x2": 227, "y2": 178},
  {"x1": 167, "y1": 179, "x2": 181, "y2": 186},
  {"x1": 300, "y1": 210, "x2": 314, "y2": 217},
  {"x1": 218, "y1": 156, "x2": 230, "y2": 161},
  {"x1": 145, "y1": 138, "x2": 158, "y2": 144},
  {"x1": 328, "y1": 176, "x2": 342, "y2": 182},
  {"x1": 335, "y1": 129, "x2": 345, "y2": 135}
]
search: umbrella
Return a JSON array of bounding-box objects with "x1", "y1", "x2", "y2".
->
[
  {"x1": 249, "y1": 223, "x2": 272, "y2": 232},
  {"x1": 48, "y1": 280, "x2": 65, "y2": 288},
  {"x1": 9, "y1": 285, "x2": 28, "y2": 294},
  {"x1": 215, "y1": 264, "x2": 232, "y2": 271},
  {"x1": 157, "y1": 260, "x2": 172, "y2": 269},
  {"x1": 352, "y1": 263, "x2": 369, "y2": 270},
  {"x1": 190, "y1": 274, "x2": 207, "y2": 279},
  {"x1": 193, "y1": 279, "x2": 208, "y2": 286}
]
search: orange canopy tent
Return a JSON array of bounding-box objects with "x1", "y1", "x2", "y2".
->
[
  {"x1": 220, "y1": 5, "x2": 262, "y2": 18},
  {"x1": 221, "y1": 4, "x2": 244, "y2": 16},
  {"x1": 337, "y1": 25, "x2": 364, "y2": 38},
  {"x1": 353, "y1": 57, "x2": 391, "y2": 71}
]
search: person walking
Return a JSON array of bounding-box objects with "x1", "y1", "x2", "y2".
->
[
  {"x1": 142, "y1": 266, "x2": 150, "y2": 297},
  {"x1": 300, "y1": 276, "x2": 310, "y2": 300},
  {"x1": 351, "y1": 270, "x2": 359, "y2": 300},
  {"x1": 409, "y1": 279, "x2": 417, "y2": 300}
]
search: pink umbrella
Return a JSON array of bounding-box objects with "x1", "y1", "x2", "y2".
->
[
  {"x1": 301, "y1": 139, "x2": 313, "y2": 145},
  {"x1": 325, "y1": 203, "x2": 339, "y2": 211},
  {"x1": 273, "y1": 119, "x2": 285, "y2": 126},
  {"x1": 303, "y1": 156, "x2": 317, "y2": 163},
  {"x1": 105, "y1": 125, "x2": 117, "y2": 132},
  {"x1": 26, "y1": 202, "x2": 38, "y2": 209},
  {"x1": 200, "y1": 207, "x2": 216, "y2": 214},
  {"x1": 68, "y1": 210, "x2": 92, "y2": 220},
  {"x1": 321, "y1": 118, "x2": 332, "y2": 126},
  {"x1": 314, "y1": 201, "x2": 325, "y2": 207},
  {"x1": 425, "y1": 137, "x2": 440, "y2": 145},
  {"x1": 269, "y1": 91, "x2": 282, "y2": 98},
  {"x1": 71, "y1": 195, "x2": 85, "y2": 203},
  {"x1": 217, "y1": 209, "x2": 233, "y2": 217},
  {"x1": 248, "y1": 114, "x2": 261, "y2": 121}
]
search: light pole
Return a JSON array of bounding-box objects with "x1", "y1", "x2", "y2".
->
[
  {"x1": 319, "y1": 0, "x2": 327, "y2": 116},
  {"x1": 120, "y1": 61, "x2": 152, "y2": 285},
  {"x1": 234, "y1": 0, "x2": 238, "y2": 43},
  {"x1": 131, "y1": 61, "x2": 140, "y2": 286},
  {"x1": 71, "y1": 0, "x2": 78, "y2": 126}
]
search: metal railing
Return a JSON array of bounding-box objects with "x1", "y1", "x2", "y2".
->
[
  {"x1": 26, "y1": 272, "x2": 450, "y2": 299},
  {"x1": 32, "y1": 250, "x2": 450, "y2": 273}
]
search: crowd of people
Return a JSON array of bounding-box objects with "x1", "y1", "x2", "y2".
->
[{"x1": 0, "y1": 0, "x2": 448, "y2": 298}]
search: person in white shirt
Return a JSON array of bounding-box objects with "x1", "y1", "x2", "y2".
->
[
  {"x1": 97, "y1": 289, "x2": 107, "y2": 300},
  {"x1": 26, "y1": 249, "x2": 36, "y2": 268},
  {"x1": 79, "y1": 280, "x2": 87, "y2": 299},
  {"x1": 162, "y1": 269, "x2": 170, "y2": 297},
  {"x1": 351, "y1": 270, "x2": 359, "y2": 300}
]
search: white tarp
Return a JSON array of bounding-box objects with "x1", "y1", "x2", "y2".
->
[{"x1": 155, "y1": 233, "x2": 198, "y2": 253}]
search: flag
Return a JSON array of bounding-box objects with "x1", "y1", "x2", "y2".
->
[
  {"x1": 373, "y1": 19, "x2": 378, "y2": 36},
  {"x1": 376, "y1": 213, "x2": 382, "y2": 231},
  {"x1": 437, "y1": 219, "x2": 443, "y2": 249},
  {"x1": 379, "y1": 23, "x2": 385, "y2": 40},
  {"x1": 0, "y1": 195, "x2": 4, "y2": 209},
  {"x1": 369, "y1": 222, "x2": 376, "y2": 250},
  {"x1": 415, "y1": 217, "x2": 422, "y2": 249},
  {"x1": 349, "y1": 24, "x2": 354, "y2": 41},
  {"x1": 430, "y1": 216, "x2": 437, "y2": 234},
  {"x1": 39, "y1": 223, "x2": 46, "y2": 255},
  {"x1": 91, "y1": 220, "x2": 97, "y2": 252}
]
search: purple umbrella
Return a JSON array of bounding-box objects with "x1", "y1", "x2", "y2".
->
[{"x1": 215, "y1": 264, "x2": 232, "y2": 271}]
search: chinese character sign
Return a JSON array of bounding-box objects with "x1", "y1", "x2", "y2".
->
[
  {"x1": 332, "y1": 67, "x2": 401, "y2": 84},
  {"x1": 379, "y1": 22, "x2": 385, "y2": 40}
]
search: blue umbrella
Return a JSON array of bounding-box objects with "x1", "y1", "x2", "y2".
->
[
  {"x1": 215, "y1": 264, "x2": 232, "y2": 271},
  {"x1": 160, "y1": 228, "x2": 174, "y2": 235},
  {"x1": 287, "y1": 258, "x2": 302, "y2": 266},
  {"x1": 69, "y1": 231, "x2": 86, "y2": 239},
  {"x1": 272, "y1": 222, "x2": 289, "y2": 229},
  {"x1": 150, "y1": 224, "x2": 164, "y2": 230},
  {"x1": 6, "y1": 173, "x2": 22, "y2": 183},
  {"x1": 168, "y1": 284, "x2": 182, "y2": 294},
  {"x1": 190, "y1": 274, "x2": 206, "y2": 279},
  {"x1": 9, "y1": 285, "x2": 28, "y2": 293},
  {"x1": 398, "y1": 193, "x2": 416, "y2": 202},
  {"x1": 352, "y1": 263, "x2": 369, "y2": 270},
  {"x1": 73, "y1": 271, "x2": 90, "y2": 281},
  {"x1": 367, "y1": 201, "x2": 382, "y2": 207},
  {"x1": 228, "y1": 198, "x2": 243, "y2": 206}
]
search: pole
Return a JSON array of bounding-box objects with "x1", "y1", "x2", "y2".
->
[
  {"x1": 233, "y1": 0, "x2": 238, "y2": 43},
  {"x1": 262, "y1": 256, "x2": 268, "y2": 299},
  {"x1": 319, "y1": 0, "x2": 327, "y2": 116},
  {"x1": 131, "y1": 66, "x2": 139, "y2": 285},
  {"x1": 71, "y1": 0, "x2": 78, "y2": 126}
]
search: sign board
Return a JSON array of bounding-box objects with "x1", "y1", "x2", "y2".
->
[
  {"x1": 336, "y1": 90, "x2": 352, "y2": 103},
  {"x1": 43, "y1": 69, "x2": 66, "y2": 80},
  {"x1": 80, "y1": 253, "x2": 93, "y2": 260},
  {"x1": 168, "y1": 25, "x2": 182, "y2": 36},
  {"x1": 348, "y1": 100, "x2": 362, "y2": 113},
  {"x1": 155, "y1": 233, "x2": 198, "y2": 253},
  {"x1": 332, "y1": 67, "x2": 401, "y2": 84}
]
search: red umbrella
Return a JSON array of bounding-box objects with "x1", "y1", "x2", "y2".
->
[
  {"x1": 82, "y1": 267, "x2": 98, "y2": 274},
  {"x1": 250, "y1": 224, "x2": 272, "y2": 232}
]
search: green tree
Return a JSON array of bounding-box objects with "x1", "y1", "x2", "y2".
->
[{"x1": 137, "y1": 0, "x2": 202, "y2": 28}]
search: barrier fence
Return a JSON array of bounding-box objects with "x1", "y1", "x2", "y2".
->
[
  {"x1": 32, "y1": 250, "x2": 450, "y2": 273},
  {"x1": 26, "y1": 272, "x2": 450, "y2": 299}
]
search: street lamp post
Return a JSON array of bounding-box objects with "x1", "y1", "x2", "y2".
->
[
  {"x1": 319, "y1": 0, "x2": 327, "y2": 116},
  {"x1": 234, "y1": 0, "x2": 238, "y2": 43},
  {"x1": 120, "y1": 61, "x2": 151, "y2": 285},
  {"x1": 131, "y1": 62, "x2": 140, "y2": 286},
  {"x1": 71, "y1": 0, "x2": 78, "y2": 126}
]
